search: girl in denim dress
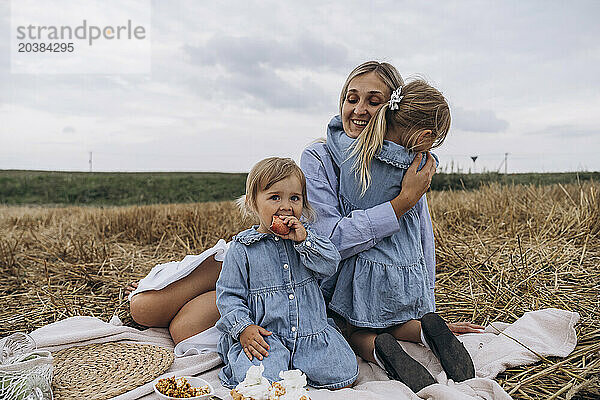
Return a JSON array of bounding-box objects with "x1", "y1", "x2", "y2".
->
[
  {"x1": 215, "y1": 157, "x2": 358, "y2": 390},
  {"x1": 324, "y1": 79, "x2": 475, "y2": 391}
]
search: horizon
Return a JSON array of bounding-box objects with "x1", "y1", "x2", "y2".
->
[{"x1": 2, "y1": 168, "x2": 599, "y2": 175}]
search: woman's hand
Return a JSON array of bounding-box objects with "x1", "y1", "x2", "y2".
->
[
  {"x1": 390, "y1": 152, "x2": 436, "y2": 218},
  {"x1": 276, "y1": 216, "x2": 308, "y2": 242},
  {"x1": 239, "y1": 324, "x2": 272, "y2": 361},
  {"x1": 447, "y1": 321, "x2": 485, "y2": 335}
]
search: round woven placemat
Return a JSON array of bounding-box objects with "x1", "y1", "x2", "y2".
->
[{"x1": 52, "y1": 342, "x2": 174, "y2": 400}]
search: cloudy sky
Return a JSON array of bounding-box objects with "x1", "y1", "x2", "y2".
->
[{"x1": 1, "y1": 0, "x2": 599, "y2": 173}]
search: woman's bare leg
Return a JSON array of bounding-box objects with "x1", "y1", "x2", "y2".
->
[
  {"x1": 349, "y1": 320, "x2": 423, "y2": 364},
  {"x1": 129, "y1": 255, "x2": 222, "y2": 327},
  {"x1": 169, "y1": 291, "x2": 220, "y2": 344},
  {"x1": 349, "y1": 329, "x2": 378, "y2": 363},
  {"x1": 386, "y1": 320, "x2": 422, "y2": 343}
]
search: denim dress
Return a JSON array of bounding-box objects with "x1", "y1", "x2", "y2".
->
[
  {"x1": 324, "y1": 115, "x2": 436, "y2": 328},
  {"x1": 299, "y1": 140, "x2": 437, "y2": 296},
  {"x1": 216, "y1": 226, "x2": 358, "y2": 389}
]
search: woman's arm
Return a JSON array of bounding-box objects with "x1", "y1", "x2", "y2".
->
[
  {"x1": 301, "y1": 144, "x2": 434, "y2": 260},
  {"x1": 390, "y1": 152, "x2": 436, "y2": 218}
]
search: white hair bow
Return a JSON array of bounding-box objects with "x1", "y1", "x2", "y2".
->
[{"x1": 389, "y1": 87, "x2": 403, "y2": 110}]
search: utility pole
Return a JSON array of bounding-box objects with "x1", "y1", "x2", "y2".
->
[
  {"x1": 89, "y1": 152, "x2": 92, "y2": 172},
  {"x1": 504, "y1": 153, "x2": 508, "y2": 175}
]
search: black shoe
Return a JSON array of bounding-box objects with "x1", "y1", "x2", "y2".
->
[
  {"x1": 374, "y1": 333, "x2": 435, "y2": 393},
  {"x1": 421, "y1": 312, "x2": 475, "y2": 382}
]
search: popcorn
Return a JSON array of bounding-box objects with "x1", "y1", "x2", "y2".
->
[{"x1": 155, "y1": 376, "x2": 210, "y2": 398}]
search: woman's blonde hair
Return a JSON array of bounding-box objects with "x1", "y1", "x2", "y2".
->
[
  {"x1": 350, "y1": 79, "x2": 451, "y2": 194},
  {"x1": 338, "y1": 61, "x2": 404, "y2": 116},
  {"x1": 236, "y1": 157, "x2": 316, "y2": 222}
]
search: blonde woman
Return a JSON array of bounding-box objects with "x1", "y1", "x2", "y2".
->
[{"x1": 318, "y1": 70, "x2": 477, "y2": 392}]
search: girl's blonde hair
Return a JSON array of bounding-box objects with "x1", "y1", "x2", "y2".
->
[
  {"x1": 236, "y1": 157, "x2": 316, "y2": 222},
  {"x1": 339, "y1": 61, "x2": 404, "y2": 116},
  {"x1": 350, "y1": 79, "x2": 451, "y2": 194}
]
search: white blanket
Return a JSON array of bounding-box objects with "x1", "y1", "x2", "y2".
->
[
  {"x1": 127, "y1": 239, "x2": 230, "y2": 302},
  {"x1": 7, "y1": 308, "x2": 578, "y2": 400}
]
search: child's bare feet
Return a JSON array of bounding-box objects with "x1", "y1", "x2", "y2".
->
[{"x1": 125, "y1": 281, "x2": 139, "y2": 296}]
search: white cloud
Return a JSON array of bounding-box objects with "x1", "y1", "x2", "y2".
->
[
  {"x1": 452, "y1": 107, "x2": 508, "y2": 133},
  {"x1": 529, "y1": 124, "x2": 599, "y2": 138}
]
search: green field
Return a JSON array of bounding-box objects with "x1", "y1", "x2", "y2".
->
[
  {"x1": 0, "y1": 170, "x2": 598, "y2": 205},
  {"x1": 430, "y1": 171, "x2": 599, "y2": 191},
  {"x1": 0, "y1": 170, "x2": 247, "y2": 205}
]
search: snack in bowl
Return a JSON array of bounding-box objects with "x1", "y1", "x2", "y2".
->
[
  {"x1": 270, "y1": 216, "x2": 290, "y2": 235},
  {"x1": 154, "y1": 376, "x2": 212, "y2": 399}
]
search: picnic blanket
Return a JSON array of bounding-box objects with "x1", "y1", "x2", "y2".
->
[{"x1": 14, "y1": 307, "x2": 578, "y2": 400}]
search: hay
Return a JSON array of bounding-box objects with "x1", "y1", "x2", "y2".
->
[{"x1": 1, "y1": 183, "x2": 598, "y2": 399}]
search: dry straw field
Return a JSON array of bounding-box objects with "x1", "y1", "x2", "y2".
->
[{"x1": 1, "y1": 182, "x2": 599, "y2": 399}]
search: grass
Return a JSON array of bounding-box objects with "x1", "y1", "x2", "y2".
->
[
  {"x1": 430, "y1": 171, "x2": 600, "y2": 191},
  {"x1": 0, "y1": 170, "x2": 247, "y2": 205},
  {"x1": 1, "y1": 182, "x2": 599, "y2": 398},
  {"x1": 1, "y1": 169, "x2": 598, "y2": 205}
]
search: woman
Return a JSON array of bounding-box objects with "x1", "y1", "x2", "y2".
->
[
  {"x1": 127, "y1": 61, "x2": 482, "y2": 350},
  {"x1": 308, "y1": 63, "x2": 483, "y2": 392}
]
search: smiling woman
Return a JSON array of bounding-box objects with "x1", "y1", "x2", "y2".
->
[
  {"x1": 342, "y1": 74, "x2": 393, "y2": 137},
  {"x1": 308, "y1": 62, "x2": 481, "y2": 393}
]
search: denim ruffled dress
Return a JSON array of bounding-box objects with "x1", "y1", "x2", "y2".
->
[
  {"x1": 216, "y1": 226, "x2": 358, "y2": 389},
  {"x1": 323, "y1": 115, "x2": 436, "y2": 328}
]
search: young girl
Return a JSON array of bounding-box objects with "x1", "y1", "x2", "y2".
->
[
  {"x1": 324, "y1": 79, "x2": 475, "y2": 391},
  {"x1": 215, "y1": 157, "x2": 358, "y2": 390}
]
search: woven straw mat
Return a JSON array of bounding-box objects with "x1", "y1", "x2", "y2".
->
[{"x1": 52, "y1": 342, "x2": 174, "y2": 400}]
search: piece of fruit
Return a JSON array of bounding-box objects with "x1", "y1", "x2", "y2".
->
[{"x1": 270, "y1": 216, "x2": 290, "y2": 235}]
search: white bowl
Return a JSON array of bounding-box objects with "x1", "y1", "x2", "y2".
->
[{"x1": 153, "y1": 376, "x2": 215, "y2": 399}]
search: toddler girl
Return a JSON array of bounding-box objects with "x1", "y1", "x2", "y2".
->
[
  {"x1": 216, "y1": 157, "x2": 358, "y2": 390},
  {"x1": 324, "y1": 80, "x2": 475, "y2": 391}
]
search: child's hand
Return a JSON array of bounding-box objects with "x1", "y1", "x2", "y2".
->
[
  {"x1": 276, "y1": 216, "x2": 307, "y2": 242},
  {"x1": 239, "y1": 324, "x2": 272, "y2": 361}
]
